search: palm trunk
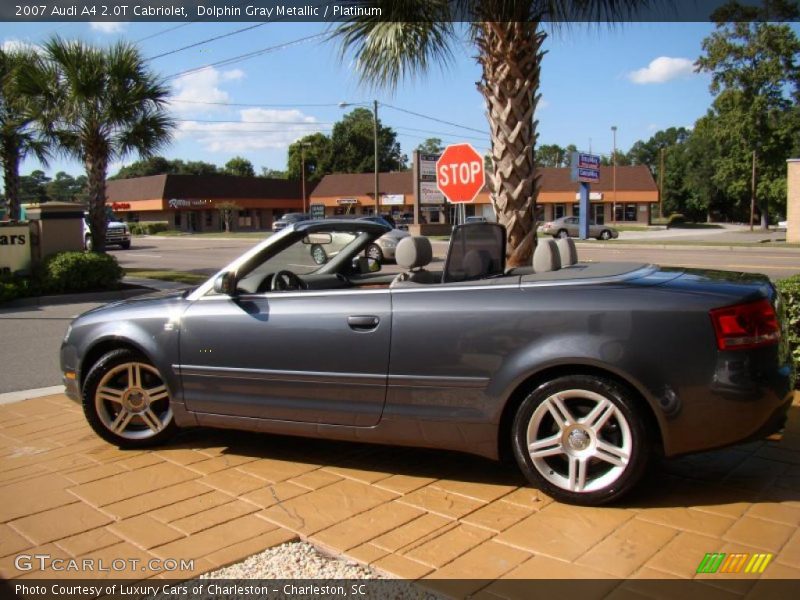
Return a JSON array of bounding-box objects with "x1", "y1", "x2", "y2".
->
[
  {"x1": 475, "y1": 21, "x2": 544, "y2": 268},
  {"x1": 2, "y1": 146, "x2": 20, "y2": 221},
  {"x1": 85, "y1": 153, "x2": 108, "y2": 253}
]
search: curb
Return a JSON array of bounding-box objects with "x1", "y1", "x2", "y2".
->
[
  {"x1": 0, "y1": 385, "x2": 65, "y2": 405},
  {"x1": 576, "y1": 242, "x2": 800, "y2": 252}
]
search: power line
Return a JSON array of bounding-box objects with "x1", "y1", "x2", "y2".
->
[
  {"x1": 382, "y1": 103, "x2": 487, "y2": 135},
  {"x1": 135, "y1": 0, "x2": 253, "y2": 43},
  {"x1": 147, "y1": 23, "x2": 267, "y2": 61},
  {"x1": 176, "y1": 118, "x2": 333, "y2": 125},
  {"x1": 170, "y1": 99, "x2": 346, "y2": 108},
  {"x1": 165, "y1": 33, "x2": 325, "y2": 80},
  {"x1": 390, "y1": 124, "x2": 486, "y2": 143}
]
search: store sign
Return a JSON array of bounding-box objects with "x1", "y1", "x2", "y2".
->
[
  {"x1": 337, "y1": 198, "x2": 358, "y2": 206},
  {"x1": 381, "y1": 194, "x2": 405, "y2": 206},
  {"x1": 419, "y1": 153, "x2": 440, "y2": 181},
  {"x1": 420, "y1": 181, "x2": 445, "y2": 204},
  {"x1": 168, "y1": 198, "x2": 210, "y2": 209},
  {"x1": 574, "y1": 192, "x2": 603, "y2": 200},
  {"x1": 0, "y1": 225, "x2": 31, "y2": 274},
  {"x1": 111, "y1": 202, "x2": 131, "y2": 210},
  {"x1": 309, "y1": 204, "x2": 325, "y2": 219}
]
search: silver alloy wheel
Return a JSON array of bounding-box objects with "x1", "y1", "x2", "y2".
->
[
  {"x1": 94, "y1": 362, "x2": 173, "y2": 440},
  {"x1": 557, "y1": 229, "x2": 569, "y2": 239},
  {"x1": 366, "y1": 244, "x2": 383, "y2": 261},
  {"x1": 526, "y1": 389, "x2": 632, "y2": 493},
  {"x1": 600, "y1": 230, "x2": 612, "y2": 240}
]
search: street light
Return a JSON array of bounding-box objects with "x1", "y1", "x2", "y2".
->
[
  {"x1": 298, "y1": 142, "x2": 309, "y2": 214},
  {"x1": 339, "y1": 100, "x2": 380, "y2": 215},
  {"x1": 611, "y1": 125, "x2": 618, "y2": 224}
]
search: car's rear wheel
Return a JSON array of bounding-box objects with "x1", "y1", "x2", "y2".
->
[
  {"x1": 366, "y1": 243, "x2": 383, "y2": 263},
  {"x1": 84, "y1": 235, "x2": 93, "y2": 251},
  {"x1": 556, "y1": 229, "x2": 569, "y2": 239},
  {"x1": 310, "y1": 243, "x2": 328, "y2": 265},
  {"x1": 512, "y1": 375, "x2": 649, "y2": 505},
  {"x1": 82, "y1": 349, "x2": 177, "y2": 448},
  {"x1": 599, "y1": 230, "x2": 612, "y2": 240}
]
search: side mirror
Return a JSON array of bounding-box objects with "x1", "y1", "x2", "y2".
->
[
  {"x1": 213, "y1": 271, "x2": 237, "y2": 295},
  {"x1": 352, "y1": 256, "x2": 380, "y2": 274}
]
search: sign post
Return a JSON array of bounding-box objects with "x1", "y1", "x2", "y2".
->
[
  {"x1": 570, "y1": 152, "x2": 601, "y2": 240},
  {"x1": 436, "y1": 143, "x2": 485, "y2": 226}
]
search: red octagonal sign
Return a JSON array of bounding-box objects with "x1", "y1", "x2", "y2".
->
[{"x1": 436, "y1": 143, "x2": 485, "y2": 204}]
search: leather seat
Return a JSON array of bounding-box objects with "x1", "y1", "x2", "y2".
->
[
  {"x1": 533, "y1": 239, "x2": 562, "y2": 273},
  {"x1": 392, "y1": 236, "x2": 436, "y2": 284}
]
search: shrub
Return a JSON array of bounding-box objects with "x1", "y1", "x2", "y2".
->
[
  {"x1": 0, "y1": 274, "x2": 33, "y2": 303},
  {"x1": 776, "y1": 274, "x2": 800, "y2": 375},
  {"x1": 39, "y1": 251, "x2": 123, "y2": 294},
  {"x1": 129, "y1": 221, "x2": 170, "y2": 235},
  {"x1": 666, "y1": 213, "x2": 686, "y2": 228}
]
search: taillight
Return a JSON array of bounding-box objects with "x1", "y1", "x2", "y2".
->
[{"x1": 710, "y1": 298, "x2": 780, "y2": 351}]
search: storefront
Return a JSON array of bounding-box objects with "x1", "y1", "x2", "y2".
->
[
  {"x1": 105, "y1": 174, "x2": 304, "y2": 232},
  {"x1": 308, "y1": 172, "x2": 414, "y2": 220}
]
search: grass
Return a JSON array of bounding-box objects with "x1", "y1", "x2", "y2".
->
[
  {"x1": 151, "y1": 231, "x2": 271, "y2": 239},
  {"x1": 125, "y1": 270, "x2": 208, "y2": 284},
  {"x1": 587, "y1": 239, "x2": 800, "y2": 248}
]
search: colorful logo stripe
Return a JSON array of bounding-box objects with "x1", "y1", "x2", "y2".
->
[{"x1": 696, "y1": 553, "x2": 773, "y2": 574}]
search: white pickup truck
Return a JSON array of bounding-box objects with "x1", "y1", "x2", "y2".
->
[{"x1": 83, "y1": 212, "x2": 131, "y2": 251}]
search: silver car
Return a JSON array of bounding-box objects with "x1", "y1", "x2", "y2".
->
[
  {"x1": 313, "y1": 216, "x2": 410, "y2": 263},
  {"x1": 541, "y1": 216, "x2": 618, "y2": 241}
]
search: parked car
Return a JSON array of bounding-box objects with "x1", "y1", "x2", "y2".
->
[
  {"x1": 83, "y1": 213, "x2": 131, "y2": 250},
  {"x1": 465, "y1": 216, "x2": 488, "y2": 223},
  {"x1": 541, "y1": 216, "x2": 618, "y2": 240},
  {"x1": 778, "y1": 220, "x2": 788, "y2": 230},
  {"x1": 61, "y1": 221, "x2": 794, "y2": 505},
  {"x1": 272, "y1": 212, "x2": 310, "y2": 232},
  {"x1": 313, "y1": 215, "x2": 410, "y2": 263}
]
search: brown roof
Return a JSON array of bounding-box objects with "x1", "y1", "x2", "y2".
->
[
  {"x1": 310, "y1": 172, "x2": 414, "y2": 198},
  {"x1": 536, "y1": 165, "x2": 657, "y2": 193},
  {"x1": 106, "y1": 174, "x2": 304, "y2": 202}
]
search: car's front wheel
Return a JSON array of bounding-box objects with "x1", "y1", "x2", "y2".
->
[
  {"x1": 512, "y1": 375, "x2": 650, "y2": 505},
  {"x1": 555, "y1": 229, "x2": 569, "y2": 239},
  {"x1": 366, "y1": 243, "x2": 383, "y2": 263},
  {"x1": 84, "y1": 235, "x2": 93, "y2": 251},
  {"x1": 599, "y1": 230, "x2": 613, "y2": 240},
  {"x1": 82, "y1": 349, "x2": 177, "y2": 448}
]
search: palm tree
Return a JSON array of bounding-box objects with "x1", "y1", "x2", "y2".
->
[
  {"x1": 333, "y1": 0, "x2": 647, "y2": 266},
  {"x1": 21, "y1": 38, "x2": 174, "y2": 251},
  {"x1": 0, "y1": 48, "x2": 49, "y2": 221}
]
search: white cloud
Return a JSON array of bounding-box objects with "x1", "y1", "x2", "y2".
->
[
  {"x1": 2, "y1": 38, "x2": 41, "y2": 53},
  {"x1": 628, "y1": 57, "x2": 695, "y2": 84},
  {"x1": 89, "y1": 22, "x2": 128, "y2": 34},
  {"x1": 169, "y1": 67, "x2": 246, "y2": 116},
  {"x1": 176, "y1": 108, "x2": 324, "y2": 153}
]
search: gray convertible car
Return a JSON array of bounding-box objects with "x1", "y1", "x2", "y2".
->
[{"x1": 60, "y1": 220, "x2": 795, "y2": 505}]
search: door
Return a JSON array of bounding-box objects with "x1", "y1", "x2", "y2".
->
[
  {"x1": 592, "y1": 203, "x2": 605, "y2": 225},
  {"x1": 179, "y1": 290, "x2": 392, "y2": 426}
]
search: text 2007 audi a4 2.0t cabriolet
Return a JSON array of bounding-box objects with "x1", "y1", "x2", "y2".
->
[{"x1": 60, "y1": 221, "x2": 795, "y2": 505}]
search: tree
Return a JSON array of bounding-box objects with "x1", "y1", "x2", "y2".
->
[
  {"x1": 0, "y1": 48, "x2": 48, "y2": 219},
  {"x1": 223, "y1": 156, "x2": 255, "y2": 177},
  {"x1": 534, "y1": 143, "x2": 566, "y2": 168},
  {"x1": 261, "y1": 167, "x2": 287, "y2": 178},
  {"x1": 287, "y1": 132, "x2": 332, "y2": 183},
  {"x1": 417, "y1": 137, "x2": 443, "y2": 154},
  {"x1": 332, "y1": 1, "x2": 645, "y2": 266},
  {"x1": 18, "y1": 169, "x2": 50, "y2": 204},
  {"x1": 46, "y1": 171, "x2": 88, "y2": 203},
  {"x1": 329, "y1": 108, "x2": 405, "y2": 174},
  {"x1": 217, "y1": 201, "x2": 238, "y2": 233},
  {"x1": 110, "y1": 157, "x2": 221, "y2": 179},
  {"x1": 21, "y1": 38, "x2": 174, "y2": 251},
  {"x1": 696, "y1": 5, "x2": 800, "y2": 228}
]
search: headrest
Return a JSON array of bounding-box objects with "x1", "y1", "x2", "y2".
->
[
  {"x1": 395, "y1": 236, "x2": 433, "y2": 270},
  {"x1": 556, "y1": 236, "x2": 578, "y2": 267},
  {"x1": 463, "y1": 249, "x2": 491, "y2": 279},
  {"x1": 533, "y1": 239, "x2": 562, "y2": 273}
]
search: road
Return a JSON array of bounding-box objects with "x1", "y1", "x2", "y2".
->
[{"x1": 111, "y1": 235, "x2": 800, "y2": 281}]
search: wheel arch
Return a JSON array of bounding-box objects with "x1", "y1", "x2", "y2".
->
[
  {"x1": 79, "y1": 338, "x2": 153, "y2": 389},
  {"x1": 496, "y1": 363, "x2": 664, "y2": 463}
]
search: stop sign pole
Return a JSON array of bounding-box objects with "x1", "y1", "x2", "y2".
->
[{"x1": 436, "y1": 143, "x2": 485, "y2": 224}]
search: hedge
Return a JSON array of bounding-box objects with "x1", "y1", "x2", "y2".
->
[
  {"x1": 776, "y1": 273, "x2": 800, "y2": 372},
  {"x1": 38, "y1": 251, "x2": 124, "y2": 294},
  {"x1": 128, "y1": 221, "x2": 171, "y2": 235}
]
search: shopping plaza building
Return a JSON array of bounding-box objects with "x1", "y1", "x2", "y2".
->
[{"x1": 105, "y1": 166, "x2": 658, "y2": 231}]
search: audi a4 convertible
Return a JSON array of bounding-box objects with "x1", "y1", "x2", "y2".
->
[{"x1": 60, "y1": 220, "x2": 795, "y2": 505}]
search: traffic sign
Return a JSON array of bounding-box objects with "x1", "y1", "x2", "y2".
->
[{"x1": 436, "y1": 143, "x2": 485, "y2": 203}]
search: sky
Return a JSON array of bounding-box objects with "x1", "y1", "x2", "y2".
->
[{"x1": 0, "y1": 18, "x2": 750, "y2": 180}]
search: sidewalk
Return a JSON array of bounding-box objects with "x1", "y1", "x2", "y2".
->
[{"x1": 0, "y1": 389, "x2": 798, "y2": 592}]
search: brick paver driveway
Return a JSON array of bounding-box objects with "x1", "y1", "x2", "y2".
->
[{"x1": 1, "y1": 392, "x2": 799, "y2": 595}]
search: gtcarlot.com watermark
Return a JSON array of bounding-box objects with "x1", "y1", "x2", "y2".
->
[{"x1": 14, "y1": 553, "x2": 194, "y2": 573}]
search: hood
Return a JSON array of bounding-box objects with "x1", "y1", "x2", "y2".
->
[
  {"x1": 76, "y1": 288, "x2": 190, "y2": 320},
  {"x1": 107, "y1": 221, "x2": 127, "y2": 229}
]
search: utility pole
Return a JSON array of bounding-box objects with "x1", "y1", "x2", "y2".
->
[
  {"x1": 373, "y1": 99, "x2": 380, "y2": 216},
  {"x1": 750, "y1": 150, "x2": 757, "y2": 231},
  {"x1": 611, "y1": 126, "x2": 617, "y2": 224},
  {"x1": 300, "y1": 143, "x2": 308, "y2": 214},
  {"x1": 659, "y1": 147, "x2": 665, "y2": 220}
]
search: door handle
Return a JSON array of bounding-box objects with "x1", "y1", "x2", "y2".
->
[{"x1": 347, "y1": 315, "x2": 380, "y2": 330}]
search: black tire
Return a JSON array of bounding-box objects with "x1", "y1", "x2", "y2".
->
[
  {"x1": 366, "y1": 243, "x2": 383, "y2": 263},
  {"x1": 310, "y1": 243, "x2": 328, "y2": 265},
  {"x1": 556, "y1": 229, "x2": 570, "y2": 239},
  {"x1": 511, "y1": 374, "x2": 650, "y2": 506},
  {"x1": 84, "y1": 235, "x2": 93, "y2": 251},
  {"x1": 120, "y1": 241, "x2": 131, "y2": 250},
  {"x1": 599, "y1": 230, "x2": 612, "y2": 241},
  {"x1": 82, "y1": 349, "x2": 178, "y2": 449}
]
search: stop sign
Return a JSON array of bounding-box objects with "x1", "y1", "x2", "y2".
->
[{"x1": 436, "y1": 143, "x2": 485, "y2": 203}]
